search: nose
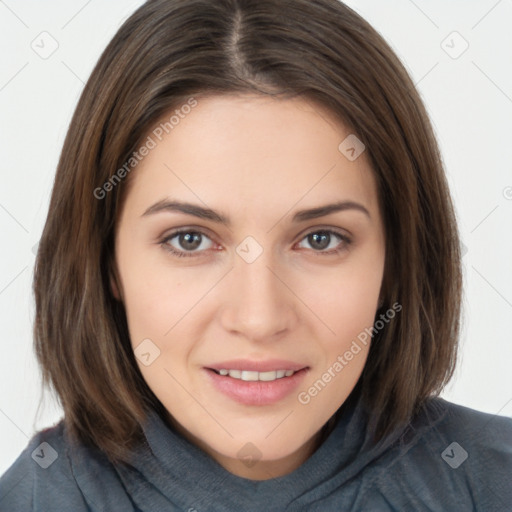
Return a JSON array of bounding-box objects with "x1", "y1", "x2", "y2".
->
[{"x1": 219, "y1": 251, "x2": 298, "y2": 342}]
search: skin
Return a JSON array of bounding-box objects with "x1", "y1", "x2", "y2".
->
[{"x1": 113, "y1": 94, "x2": 386, "y2": 480}]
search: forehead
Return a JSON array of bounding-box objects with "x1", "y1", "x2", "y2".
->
[{"x1": 122, "y1": 94, "x2": 380, "y2": 221}]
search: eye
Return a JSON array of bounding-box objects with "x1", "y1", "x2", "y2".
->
[
  {"x1": 159, "y1": 227, "x2": 352, "y2": 258},
  {"x1": 296, "y1": 229, "x2": 351, "y2": 255},
  {"x1": 160, "y1": 229, "x2": 215, "y2": 257}
]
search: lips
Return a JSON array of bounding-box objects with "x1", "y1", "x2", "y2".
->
[
  {"x1": 206, "y1": 359, "x2": 307, "y2": 373},
  {"x1": 212, "y1": 369, "x2": 295, "y2": 382},
  {"x1": 204, "y1": 359, "x2": 309, "y2": 406}
]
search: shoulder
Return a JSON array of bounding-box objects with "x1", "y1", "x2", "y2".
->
[
  {"x1": 0, "y1": 419, "x2": 136, "y2": 512},
  {"x1": 419, "y1": 397, "x2": 512, "y2": 467},
  {"x1": 431, "y1": 396, "x2": 512, "y2": 432},
  {"x1": 0, "y1": 420, "x2": 89, "y2": 511},
  {"x1": 372, "y1": 397, "x2": 512, "y2": 511}
]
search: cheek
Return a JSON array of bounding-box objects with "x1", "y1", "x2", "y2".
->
[
  {"x1": 295, "y1": 258, "x2": 383, "y2": 344},
  {"x1": 117, "y1": 246, "x2": 203, "y2": 342},
  {"x1": 295, "y1": 264, "x2": 379, "y2": 412}
]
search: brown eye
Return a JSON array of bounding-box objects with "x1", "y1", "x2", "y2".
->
[
  {"x1": 297, "y1": 229, "x2": 351, "y2": 254},
  {"x1": 177, "y1": 232, "x2": 202, "y2": 250},
  {"x1": 161, "y1": 230, "x2": 214, "y2": 257},
  {"x1": 308, "y1": 232, "x2": 331, "y2": 250}
]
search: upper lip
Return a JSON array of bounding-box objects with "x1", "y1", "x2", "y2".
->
[{"x1": 206, "y1": 359, "x2": 308, "y2": 372}]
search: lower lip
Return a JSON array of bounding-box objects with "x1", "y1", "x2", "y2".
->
[{"x1": 204, "y1": 368, "x2": 308, "y2": 406}]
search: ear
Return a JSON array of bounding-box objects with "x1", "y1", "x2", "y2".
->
[
  {"x1": 110, "y1": 275, "x2": 121, "y2": 301},
  {"x1": 109, "y1": 260, "x2": 123, "y2": 301},
  {"x1": 377, "y1": 283, "x2": 387, "y2": 310}
]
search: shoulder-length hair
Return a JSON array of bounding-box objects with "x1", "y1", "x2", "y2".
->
[{"x1": 34, "y1": 0, "x2": 462, "y2": 463}]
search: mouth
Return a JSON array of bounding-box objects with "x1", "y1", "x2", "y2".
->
[
  {"x1": 209, "y1": 368, "x2": 298, "y2": 381},
  {"x1": 204, "y1": 359, "x2": 309, "y2": 406}
]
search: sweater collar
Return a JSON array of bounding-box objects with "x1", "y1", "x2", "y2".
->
[{"x1": 112, "y1": 391, "x2": 409, "y2": 511}]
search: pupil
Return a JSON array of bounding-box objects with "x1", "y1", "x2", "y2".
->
[
  {"x1": 180, "y1": 232, "x2": 201, "y2": 250},
  {"x1": 309, "y1": 232, "x2": 330, "y2": 250}
]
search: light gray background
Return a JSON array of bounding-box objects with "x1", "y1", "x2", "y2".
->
[{"x1": 1, "y1": 0, "x2": 511, "y2": 474}]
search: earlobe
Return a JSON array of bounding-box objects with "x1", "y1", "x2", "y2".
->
[
  {"x1": 109, "y1": 262, "x2": 123, "y2": 301},
  {"x1": 110, "y1": 275, "x2": 121, "y2": 300}
]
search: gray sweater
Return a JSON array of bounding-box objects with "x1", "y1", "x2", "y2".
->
[{"x1": 1, "y1": 396, "x2": 511, "y2": 511}]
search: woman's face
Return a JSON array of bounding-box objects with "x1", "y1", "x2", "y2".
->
[{"x1": 114, "y1": 94, "x2": 386, "y2": 479}]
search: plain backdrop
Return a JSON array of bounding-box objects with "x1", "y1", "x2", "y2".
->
[{"x1": 1, "y1": 0, "x2": 511, "y2": 475}]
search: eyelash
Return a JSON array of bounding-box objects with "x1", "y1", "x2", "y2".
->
[{"x1": 159, "y1": 228, "x2": 352, "y2": 258}]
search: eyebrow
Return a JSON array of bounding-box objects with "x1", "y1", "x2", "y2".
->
[{"x1": 141, "y1": 198, "x2": 370, "y2": 225}]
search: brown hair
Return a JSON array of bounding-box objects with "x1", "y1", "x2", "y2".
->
[{"x1": 34, "y1": 0, "x2": 462, "y2": 463}]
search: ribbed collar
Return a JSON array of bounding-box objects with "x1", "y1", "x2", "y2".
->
[{"x1": 111, "y1": 391, "x2": 411, "y2": 511}]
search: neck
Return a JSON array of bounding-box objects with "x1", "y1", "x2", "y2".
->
[{"x1": 165, "y1": 414, "x2": 337, "y2": 480}]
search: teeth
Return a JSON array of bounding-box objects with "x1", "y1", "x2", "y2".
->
[
  {"x1": 258, "y1": 371, "x2": 279, "y2": 381},
  {"x1": 215, "y1": 369, "x2": 298, "y2": 381},
  {"x1": 241, "y1": 370, "x2": 259, "y2": 381}
]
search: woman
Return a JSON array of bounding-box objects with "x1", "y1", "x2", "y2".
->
[{"x1": 1, "y1": 0, "x2": 511, "y2": 510}]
